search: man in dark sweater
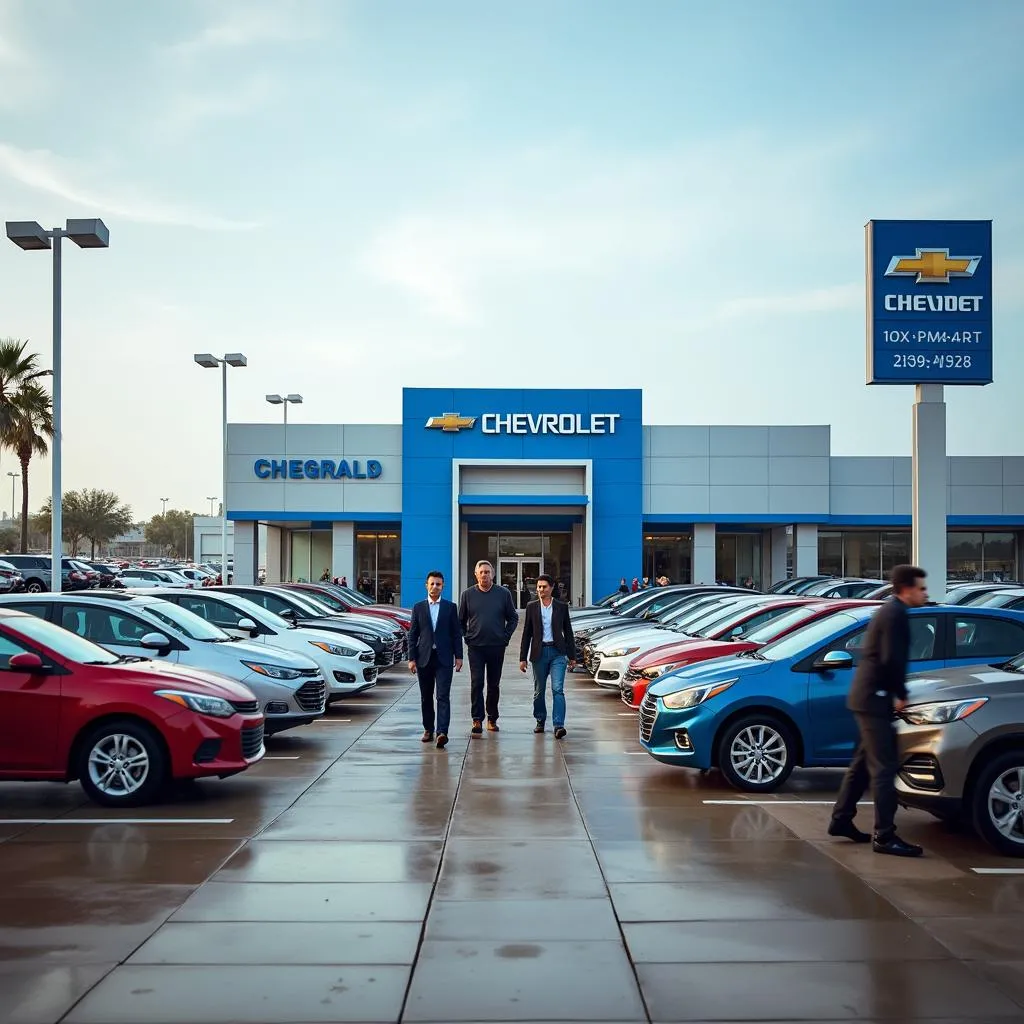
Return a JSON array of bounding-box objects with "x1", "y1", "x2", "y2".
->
[
  {"x1": 829, "y1": 563, "x2": 929, "y2": 857},
  {"x1": 458, "y1": 560, "x2": 519, "y2": 734}
]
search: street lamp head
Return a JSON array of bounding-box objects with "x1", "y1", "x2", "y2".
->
[
  {"x1": 193, "y1": 353, "x2": 220, "y2": 369},
  {"x1": 65, "y1": 218, "x2": 109, "y2": 249},
  {"x1": 224, "y1": 353, "x2": 247, "y2": 368},
  {"x1": 285, "y1": 394, "x2": 303, "y2": 404},
  {"x1": 5, "y1": 221, "x2": 51, "y2": 251},
  {"x1": 265, "y1": 394, "x2": 284, "y2": 405}
]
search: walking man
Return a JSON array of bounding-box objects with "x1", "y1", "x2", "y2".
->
[
  {"x1": 458, "y1": 560, "x2": 519, "y2": 735},
  {"x1": 408, "y1": 571, "x2": 463, "y2": 749},
  {"x1": 828, "y1": 564, "x2": 929, "y2": 856},
  {"x1": 519, "y1": 574, "x2": 575, "y2": 738}
]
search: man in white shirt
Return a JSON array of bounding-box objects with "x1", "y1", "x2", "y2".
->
[{"x1": 518, "y1": 574, "x2": 575, "y2": 737}]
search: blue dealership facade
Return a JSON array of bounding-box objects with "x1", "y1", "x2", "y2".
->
[{"x1": 223, "y1": 387, "x2": 1024, "y2": 605}]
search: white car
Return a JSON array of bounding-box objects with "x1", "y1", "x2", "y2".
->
[
  {"x1": 141, "y1": 588, "x2": 379, "y2": 702},
  {"x1": 168, "y1": 567, "x2": 217, "y2": 587},
  {"x1": 0, "y1": 593, "x2": 327, "y2": 735},
  {"x1": 120, "y1": 568, "x2": 194, "y2": 589}
]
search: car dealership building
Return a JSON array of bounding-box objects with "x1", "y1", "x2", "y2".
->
[{"x1": 224, "y1": 387, "x2": 1024, "y2": 605}]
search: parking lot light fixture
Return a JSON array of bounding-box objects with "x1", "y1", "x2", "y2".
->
[
  {"x1": 7, "y1": 472, "x2": 19, "y2": 520},
  {"x1": 207, "y1": 496, "x2": 218, "y2": 517},
  {"x1": 193, "y1": 352, "x2": 247, "y2": 582},
  {"x1": 265, "y1": 392, "x2": 303, "y2": 426},
  {"x1": 160, "y1": 497, "x2": 169, "y2": 516},
  {"x1": 6, "y1": 217, "x2": 110, "y2": 591}
]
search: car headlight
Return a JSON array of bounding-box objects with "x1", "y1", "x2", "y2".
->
[
  {"x1": 605, "y1": 646, "x2": 640, "y2": 658},
  {"x1": 240, "y1": 660, "x2": 303, "y2": 680},
  {"x1": 899, "y1": 697, "x2": 987, "y2": 726},
  {"x1": 642, "y1": 661, "x2": 691, "y2": 679},
  {"x1": 155, "y1": 689, "x2": 235, "y2": 718},
  {"x1": 661, "y1": 679, "x2": 738, "y2": 710},
  {"x1": 309, "y1": 640, "x2": 359, "y2": 658}
]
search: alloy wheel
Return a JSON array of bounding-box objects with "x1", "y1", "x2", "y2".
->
[
  {"x1": 729, "y1": 724, "x2": 789, "y2": 785},
  {"x1": 87, "y1": 733, "x2": 150, "y2": 797},
  {"x1": 987, "y1": 765, "x2": 1024, "y2": 847}
]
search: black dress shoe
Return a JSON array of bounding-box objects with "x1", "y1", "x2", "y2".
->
[
  {"x1": 534, "y1": 722, "x2": 545, "y2": 733},
  {"x1": 827, "y1": 821, "x2": 871, "y2": 844},
  {"x1": 873, "y1": 834, "x2": 924, "y2": 857},
  {"x1": 421, "y1": 730, "x2": 434, "y2": 743},
  {"x1": 554, "y1": 727, "x2": 567, "y2": 739},
  {"x1": 436, "y1": 733, "x2": 448, "y2": 749}
]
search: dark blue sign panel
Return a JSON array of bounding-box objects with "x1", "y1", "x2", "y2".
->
[{"x1": 866, "y1": 219, "x2": 992, "y2": 385}]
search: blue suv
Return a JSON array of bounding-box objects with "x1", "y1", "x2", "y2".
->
[{"x1": 640, "y1": 604, "x2": 1024, "y2": 792}]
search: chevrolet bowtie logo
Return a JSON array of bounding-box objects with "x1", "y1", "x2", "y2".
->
[
  {"x1": 884, "y1": 248, "x2": 981, "y2": 284},
  {"x1": 425, "y1": 412, "x2": 476, "y2": 432}
]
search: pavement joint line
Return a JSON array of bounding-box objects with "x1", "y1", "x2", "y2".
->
[
  {"x1": 0, "y1": 818, "x2": 236, "y2": 824},
  {"x1": 971, "y1": 867, "x2": 1024, "y2": 874}
]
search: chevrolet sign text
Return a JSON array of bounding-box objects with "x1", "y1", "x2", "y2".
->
[{"x1": 480, "y1": 413, "x2": 620, "y2": 435}]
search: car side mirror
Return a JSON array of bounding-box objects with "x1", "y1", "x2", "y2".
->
[
  {"x1": 237, "y1": 617, "x2": 260, "y2": 638},
  {"x1": 814, "y1": 650, "x2": 854, "y2": 672},
  {"x1": 279, "y1": 608, "x2": 296, "y2": 620},
  {"x1": 141, "y1": 632, "x2": 172, "y2": 654},
  {"x1": 9, "y1": 652, "x2": 44, "y2": 672}
]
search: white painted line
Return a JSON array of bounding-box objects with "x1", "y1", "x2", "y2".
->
[
  {"x1": 703, "y1": 799, "x2": 869, "y2": 806},
  {"x1": 263, "y1": 756, "x2": 301, "y2": 760},
  {"x1": 624, "y1": 751, "x2": 649, "y2": 755},
  {"x1": 618, "y1": 712, "x2": 637, "y2": 716},
  {"x1": 314, "y1": 718, "x2": 353, "y2": 723},
  {"x1": 0, "y1": 818, "x2": 236, "y2": 825},
  {"x1": 971, "y1": 867, "x2": 1024, "y2": 874}
]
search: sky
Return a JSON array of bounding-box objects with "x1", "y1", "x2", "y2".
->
[{"x1": 1, "y1": 0, "x2": 1022, "y2": 523}]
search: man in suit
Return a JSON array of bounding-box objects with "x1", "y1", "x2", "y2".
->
[
  {"x1": 518, "y1": 573, "x2": 575, "y2": 738},
  {"x1": 408, "y1": 570, "x2": 464, "y2": 749},
  {"x1": 829, "y1": 563, "x2": 929, "y2": 857}
]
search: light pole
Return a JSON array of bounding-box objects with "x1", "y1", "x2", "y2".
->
[
  {"x1": 160, "y1": 497, "x2": 169, "y2": 516},
  {"x1": 7, "y1": 473, "x2": 19, "y2": 521},
  {"x1": 265, "y1": 393, "x2": 303, "y2": 427},
  {"x1": 207, "y1": 496, "x2": 218, "y2": 517},
  {"x1": 6, "y1": 218, "x2": 109, "y2": 589},
  {"x1": 194, "y1": 352, "x2": 247, "y2": 582}
]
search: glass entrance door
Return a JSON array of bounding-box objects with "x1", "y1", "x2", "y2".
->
[{"x1": 498, "y1": 558, "x2": 543, "y2": 609}]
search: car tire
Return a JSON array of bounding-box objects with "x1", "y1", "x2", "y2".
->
[
  {"x1": 25, "y1": 579, "x2": 44, "y2": 593},
  {"x1": 717, "y1": 714, "x2": 796, "y2": 792},
  {"x1": 971, "y1": 750, "x2": 1024, "y2": 857},
  {"x1": 77, "y1": 719, "x2": 168, "y2": 807}
]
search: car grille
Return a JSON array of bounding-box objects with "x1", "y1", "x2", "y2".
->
[
  {"x1": 363, "y1": 666, "x2": 377, "y2": 682},
  {"x1": 241, "y1": 723, "x2": 264, "y2": 759},
  {"x1": 295, "y1": 678, "x2": 327, "y2": 712},
  {"x1": 374, "y1": 649, "x2": 391, "y2": 666},
  {"x1": 620, "y1": 683, "x2": 635, "y2": 705},
  {"x1": 639, "y1": 693, "x2": 657, "y2": 743},
  {"x1": 230, "y1": 698, "x2": 260, "y2": 714},
  {"x1": 624, "y1": 667, "x2": 641, "y2": 684},
  {"x1": 358, "y1": 652, "x2": 374, "y2": 664}
]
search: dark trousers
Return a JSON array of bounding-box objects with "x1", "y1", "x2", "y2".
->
[
  {"x1": 831, "y1": 712, "x2": 899, "y2": 839},
  {"x1": 468, "y1": 644, "x2": 504, "y2": 723},
  {"x1": 417, "y1": 652, "x2": 453, "y2": 735}
]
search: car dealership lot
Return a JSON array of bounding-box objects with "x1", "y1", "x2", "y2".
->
[{"x1": 2, "y1": 641, "x2": 1024, "y2": 1024}]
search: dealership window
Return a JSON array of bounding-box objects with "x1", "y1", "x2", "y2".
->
[
  {"x1": 466, "y1": 532, "x2": 574, "y2": 602},
  {"x1": 355, "y1": 530, "x2": 402, "y2": 603},
  {"x1": 818, "y1": 532, "x2": 843, "y2": 577},
  {"x1": 716, "y1": 533, "x2": 761, "y2": 588},
  {"x1": 642, "y1": 534, "x2": 692, "y2": 586},
  {"x1": 288, "y1": 530, "x2": 333, "y2": 583},
  {"x1": 948, "y1": 532, "x2": 1016, "y2": 582}
]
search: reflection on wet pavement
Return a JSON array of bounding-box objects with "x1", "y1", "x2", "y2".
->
[{"x1": 1, "y1": 630, "x2": 1023, "y2": 1022}]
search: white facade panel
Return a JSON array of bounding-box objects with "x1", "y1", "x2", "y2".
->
[
  {"x1": 894, "y1": 459, "x2": 912, "y2": 486},
  {"x1": 229, "y1": 482, "x2": 286, "y2": 511},
  {"x1": 647, "y1": 458, "x2": 709, "y2": 486},
  {"x1": 709, "y1": 458, "x2": 769, "y2": 486},
  {"x1": 459, "y1": 465, "x2": 585, "y2": 495},
  {"x1": 649, "y1": 426, "x2": 709, "y2": 457},
  {"x1": 709, "y1": 486, "x2": 770, "y2": 515},
  {"x1": 344, "y1": 484, "x2": 403, "y2": 513},
  {"x1": 949, "y1": 457, "x2": 1003, "y2": 486},
  {"x1": 1002, "y1": 458, "x2": 1024, "y2": 486},
  {"x1": 768, "y1": 425, "x2": 830, "y2": 457},
  {"x1": 709, "y1": 426, "x2": 769, "y2": 457},
  {"x1": 894, "y1": 486, "x2": 913, "y2": 515},
  {"x1": 830, "y1": 486, "x2": 896, "y2": 516},
  {"x1": 949, "y1": 485, "x2": 1004, "y2": 516},
  {"x1": 830, "y1": 457, "x2": 895, "y2": 487},
  {"x1": 1003, "y1": 486, "x2": 1024, "y2": 515},
  {"x1": 647, "y1": 485, "x2": 710, "y2": 515},
  {"x1": 342, "y1": 424, "x2": 403, "y2": 456},
  {"x1": 769, "y1": 457, "x2": 829, "y2": 487},
  {"x1": 768, "y1": 486, "x2": 830, "y2": 515}
]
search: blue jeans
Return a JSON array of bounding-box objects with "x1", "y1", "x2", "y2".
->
[{"x1": 532, "y1": 646, "x2": 567, "y2": 728}]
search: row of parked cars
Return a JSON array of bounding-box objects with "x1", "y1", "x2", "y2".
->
[
  {"x1": 0, "y1": 580, "x2": 411, "y2": 807},
  {"x1": 574, "y1": 581, "x2": 1024, "y2": 856}
]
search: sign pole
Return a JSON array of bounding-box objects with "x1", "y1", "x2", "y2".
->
[{"x1": 911, "y1": 384, "x2": 947, "y2": 598}]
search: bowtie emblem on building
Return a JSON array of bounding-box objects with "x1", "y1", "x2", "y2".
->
[
  {"x1": 884, "y1": 248, "x2": 981, "y2": 284},
  {"x1": 425, "y1": 412, "x2": 477, "y2": 432}
]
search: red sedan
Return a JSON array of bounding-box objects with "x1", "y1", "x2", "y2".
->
[
  {"x1": 620, "y1": 599, "x2": 880, "y2": 709},
  {"x1": 0, "y1": 609, "x2": 265, "y2": 806}
]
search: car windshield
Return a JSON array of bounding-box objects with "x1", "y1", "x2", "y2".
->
[
  {"x1": 741, "y1": 605, "x2": 820, "y2": 643},
  {"x1": 5, "y1": 614, "x2": 120, "y2": 664},
  {"x1": 757, "y1": 611, "x2": 864, "y2": 661},
  {"x1": 299, "y1": 589, "x2": 347, "y2": 612},
  {"x1": 272, "y1": 590, "x2": 332, "y2": 616},
  {"x1": 663, "y1": 599, "x2": 729, "y2": 628},
  {"x1": 141, "y1": 601, "x2": 231, "y2": 641},
  {"x1": 217, "y1": 594, "x2": 292, "y2": 631}
]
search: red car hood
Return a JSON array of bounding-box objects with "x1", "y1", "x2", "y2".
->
[
  {"x1": 106, "y1": 659, "x2": 257, "y2": 702},
  {"x1": 630, "y1": 637, "x2": 759, "y2": 670}
]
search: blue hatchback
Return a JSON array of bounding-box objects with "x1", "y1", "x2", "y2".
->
[{"x1": 639, "y1": 604, "x2": 1024, "y2": 792}]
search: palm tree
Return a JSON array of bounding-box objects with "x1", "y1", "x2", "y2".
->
[
  {"x1": 0, "y1": 338, "x2": 51, "y2": 436},
  {"x1": 5, "y1": 382, "x2": 53, "y2": 552}
]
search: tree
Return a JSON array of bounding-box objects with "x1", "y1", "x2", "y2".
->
[
  {"x1": 1, "y1": 381, "x2": 53, "y2": 553},
  {"x1": 81, "y1": 489, "x2": 134, "y2": 558},
  {"x1": 145, "y1": 509, "x2": 196, "y2": 558},
  {"x1": 0, "y1": 338, "x2": 51, "y2": 438},
  {"x1": 0, "y1": 526, "x2": 18, "y2": 553}
]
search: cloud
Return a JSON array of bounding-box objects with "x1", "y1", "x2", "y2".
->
[
  {"x1": 0, "y1": 144, "x2": 260, "y2": 231},
  {"x1": 161, "y1": 74, "x2": 278, "y2": 136},
  {"x1": 716, "y1": 283, "x2": 862, "y2": 319},
  {"x1": 167, "y1": 1, "x2": 321, "y2": 57},
  {"x1": 0, "y1": 0, "x2": 45, "y2": 110}
]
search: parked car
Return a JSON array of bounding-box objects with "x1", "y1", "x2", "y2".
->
[
  {"x1": 620, "y1": 600, "x2": 879, "y2": 709},
  {"x1": 120, "y1": 568, "x2": 194, "y2": 589},
  {"x1": 801, "y1": 578, "x2": 886, "y2": 599},
  {"x1": 85, "y1": 562, "x2": 125, "y2": 589},
  {"x1": 0, "y1": 559, "x2": 25, "y2": 593},
  {"x1": 957, "y1": 588, "x2": 1024, "y2": 611},
  {"x1": 283, "y1": 582, "x2": 412, "y2": 629},
  {"x1": 767, "y1": 576, "x2": 833, "y2": 594},
  {"x1": 0, "y1": 593, "x2": 327, "y2": 735},
  {"x1": 896, "y1": 658, "x2": 1024, "y2": 856},
  {"x1": 140, "y1": 588, "x2": 379, "y2": 702},
  {"x1": 640, "y1": 604, "x2": 1024, "y2": 792},
  {"x1": 1, "y1": 555, "x2": 91, "y2": 593},
  {"x1": 0, "y1": 608, "x2": 264, "y2": 805}
]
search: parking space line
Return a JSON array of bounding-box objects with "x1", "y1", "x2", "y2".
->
[
  {"x1": 263, "y1": 756, "x2": 301, "y2": 760},
  {"x1": 703, "y1": 799, "x2": 868, "y2": 806},
  {"x1": 314, "y1": 718, "x2": 353, "y2": 723},
  {"x1": 971, "y1": 867, "x2": 1024, "y2": 874},
  {"x1": 0, "y1": 818, "x2": 236, "y2": 824}
]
